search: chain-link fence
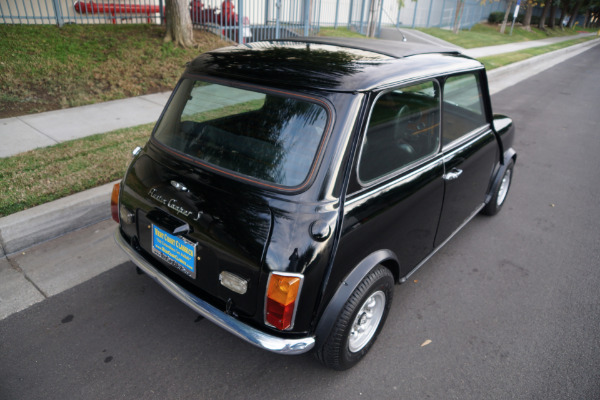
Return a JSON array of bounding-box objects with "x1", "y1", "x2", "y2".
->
[
  {"x1": 319, "y1": 0, "x2": 507, "y2": 35},
  {"x1": 1, "y1": 0, "x2": 508, "y2": 43}
]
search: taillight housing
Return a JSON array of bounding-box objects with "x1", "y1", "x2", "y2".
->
[
  {"x1": 111, "y1": 182, "x2": 120, "y2": 223},
  {"x1": 265, "y1": 272, "x2": 304, "y2": 331}
]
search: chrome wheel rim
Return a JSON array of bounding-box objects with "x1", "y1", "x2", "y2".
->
[
  {"x1": 348, "y1": 291, "x2": 386, "y2": 353},
  {"x1": 497, "y1": 169, "x2": 511, "y2": 207}
]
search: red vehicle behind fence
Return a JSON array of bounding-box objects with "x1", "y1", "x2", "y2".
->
[
  {"x1": 190, "y1": 0, "x2": 251, "y2": 43},
  {"x1": 74, "y1": 0, "x2": 251, "y2": 43}
]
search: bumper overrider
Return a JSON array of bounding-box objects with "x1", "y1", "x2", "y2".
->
[{"x1": 114, "y1": 228, "x2": 315, "y2": 355}]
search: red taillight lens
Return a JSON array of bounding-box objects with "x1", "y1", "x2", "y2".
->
[
  {"x1": 265, "y1": 272, "x2": 303, "y2": 331},
  {"x1": 111, "y1": 182, "x2": 120, "y2": 223}
]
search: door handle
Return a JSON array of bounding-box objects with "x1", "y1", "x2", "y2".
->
[{"x1": 443, "y1": 168, "x2": 463, "y2": 181}]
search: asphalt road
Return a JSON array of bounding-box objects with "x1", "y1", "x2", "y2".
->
[{"x1": 1, "y1": 46, "x2": 599, "y2": 400}]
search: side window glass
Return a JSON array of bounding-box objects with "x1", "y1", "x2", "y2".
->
[
  {"x1": 442, "y1": 73, "x2": 487, "y2": 147},
  {"x1": 358, "y1": 80, "x2": 440, "y2": 183}
]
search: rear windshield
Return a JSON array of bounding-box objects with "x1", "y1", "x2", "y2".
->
[{"x1": 153, "y1": 79, "x2": 329, "y2": 188}]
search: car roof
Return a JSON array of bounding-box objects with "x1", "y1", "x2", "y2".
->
[
  {"x1": 186, "y1": 37, "x2": 483, "y2": 92},
  {"x1": 280, "y1": 36, "x2": 461, "y2": 58}
]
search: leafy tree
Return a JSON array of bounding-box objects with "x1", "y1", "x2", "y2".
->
[
  {"x1": 567, "y1": 0, "x2": 587, "y2": 27},
  {"x1": 164, "y1": 0, "x2": 195, "y2": 48},
  {"x1": 538, "y1": 0, "x2": 551, "y2": 28},
  {"x1": 585, "y1": 0, "x2": 600, "y2": 26},
  {"x1": 548, "y1": 0, "x2": 559, "y2": 28},
  {"x1": 559, "y1": 0, "x2": 574, "y2": 28}
]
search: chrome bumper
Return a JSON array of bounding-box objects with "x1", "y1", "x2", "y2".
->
[{"x1": 114, "y1": 228, "x2": 315, "y2": 355}]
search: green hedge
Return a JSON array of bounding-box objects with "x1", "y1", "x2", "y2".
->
[
  {"x1": 489, "y1": 11, "x2": 561, "y2": 27},
  {"x1": 488, "y1": 11, "x2": 504, "y2": 24}
]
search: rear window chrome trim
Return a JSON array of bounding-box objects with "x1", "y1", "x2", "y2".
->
[{"x1": 151, "y1": 74, "x2": 335, "y2": 193}]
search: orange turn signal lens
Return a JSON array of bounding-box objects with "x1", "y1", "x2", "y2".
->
[
  {"x1": 265, "y1": 272, "x2": 303, "y2": 331},
  {"x1": 111, "y1": 182, "x2": 120, "y2": 223}
]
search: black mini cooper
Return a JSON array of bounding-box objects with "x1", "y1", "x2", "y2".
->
[{"x1": 112, "y1": 37, "x2": 516, "y2": 370}]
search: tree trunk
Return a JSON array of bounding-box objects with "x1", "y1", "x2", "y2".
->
[
  {"x1": 164, "y1": 0, "x2": 196, "y2": 48},
  {"x1": 500, "y1": 0, "x2": 515, "y2": 34},
  {"x1": 559, "y1": 2, "x2": 569, "y2": 29},
  {"x1": 549, "y1": 1, "x2": 558, "y2": 28},
  {"x1": 538, "y1": 1, "x2": 551, "y2": 29},
  {"x1": 453, "y1": 0, "x2": 465, "y2": 34},
  {"x1": 367, "y1": 0, "x2": 381, "y2": 38},
  {"x1": 568, "y1": 0, "x2": 583, "y2": 28},
  {"x1": 523, "y1": 0, "x2": 534, "y2": 31}
]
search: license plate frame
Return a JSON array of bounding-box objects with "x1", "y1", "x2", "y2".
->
[{"x1": 151, "y1": 225, "x2": 197, "y2": 279}]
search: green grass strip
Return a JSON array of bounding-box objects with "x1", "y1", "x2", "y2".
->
[
  {"x1": 479, "y1": 37, "x2": 597, "y2": 70},
  {"x1": 0, "y1": 124, "x2": 153, "y2": 217},
  {"x1": 418, "y1": 24, "x2": 597, "y2": 49}
]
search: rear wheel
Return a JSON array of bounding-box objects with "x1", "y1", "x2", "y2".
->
[
  {"x1": 316, "y1": 265, "x2": 394, "y2": 370},
  {"x1": 483, "y1": 160, "x2": 514, "y2": 216}
]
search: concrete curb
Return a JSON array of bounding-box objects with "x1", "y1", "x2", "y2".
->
[
  {"x1": 1, "y1": 38, "x2": 599, "y2": 258},
  {"x1": 0, "y1": 181, "x2": 117, "y2": 257}
]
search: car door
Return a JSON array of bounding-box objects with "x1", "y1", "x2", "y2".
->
[
  {"x1": 434, "y1": 72, "x2": 499, "y2": 247},
  {"x1": 333, "y1": 79, "x2": 445, "y2": 280}
]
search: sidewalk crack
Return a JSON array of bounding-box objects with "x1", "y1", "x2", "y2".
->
[
  {"x1": 16, "y1": 117, "x2": 60, "y2": 145},
  {"x1": 4, "y1": 255, "x2": 49, "y2": 299}
]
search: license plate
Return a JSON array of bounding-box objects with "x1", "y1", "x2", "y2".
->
[{"x1": 151, "y1": 225, "x2": 196, "y2": 279}]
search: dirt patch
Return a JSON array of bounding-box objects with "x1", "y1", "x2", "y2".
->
[{"x1": 0, "y1": 25, "x2": 230, "y2": 119}]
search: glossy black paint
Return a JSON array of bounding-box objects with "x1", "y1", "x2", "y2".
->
[
  {"x1": 436, "y1": 129, "x2": 498, "y2": 246},
  {"x1": 188, "y1": 39, "x2": 482, "y2": 93},
  {"x1": 116, "y1": 38, "x2": 516, "y2": 342}
]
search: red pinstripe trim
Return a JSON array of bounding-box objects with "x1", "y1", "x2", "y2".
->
[{"x1": 153, "y1": 75, "x2": 334, "y2": 192}]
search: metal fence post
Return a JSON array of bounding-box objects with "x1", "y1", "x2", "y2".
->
[
  {"x1": 440, "y1": 0, "x2": 447, "y2": 26},
  {"x1": 348, "y1": 0, "x2": 354, "y2": 30},
  {"x1": 334, "y1": 0, "x2": 340, "y2": 28},
  {"x1": 376, "y1": 0, "x2": 383, "y2": 36},
  {"x1": 359, "y1": 0, "x2": 366, "y2": 34},
  {"x1": 426, "y1": 0, "x2": 433, "y2": 27},
  {"x1": 411, "y1": 0, "x2": 418, "y2": 28},
  {"x1": 316, "y1": 0, "x2": 322, "y2": 32},
  {"x1": 265, "y1": 0, "x2": 270, "y2": 26},
  {"x1": 276, "y1": 0, "x2": 281, "y2": 39},
  {"x1": 238, "y1": 0, "x2": 243, "y2": 44},
  {"x1": 51, "y1": 0, "x2": 64, "y2": 26},
  {"x1": 159, "y1": 0, "x2": 164, "y2": 25},
  {"x1": 303, "y1": 0, "x2": 310, "y2": 36},
  {"x1": 0, "y1": 1, "x2": 12, "y2": 24}
]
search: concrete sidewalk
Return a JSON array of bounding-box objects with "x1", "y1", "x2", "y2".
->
[
  {"x1": 0, "y1": 92, "x2": 171, "y2": 158},
  {"x1": 463, "y1": 32, "x2": 597, "y2": 58},
  {"x1": 1, "y1": 35, "x2": 599, "y2": 258}
]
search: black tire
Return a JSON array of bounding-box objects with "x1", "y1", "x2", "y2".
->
[
  {"x1": 316, "y1": 265, "x2": 394, "y2": 370},
  {"x1": 482, "y1": 160, "x2": 514, "y2": 216}
]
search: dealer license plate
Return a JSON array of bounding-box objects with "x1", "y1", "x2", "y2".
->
[{"x1": 151, "y1": 225, "x2": 197, "y2": 279}]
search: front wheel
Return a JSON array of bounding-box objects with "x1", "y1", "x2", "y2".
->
[
  {"x1": 316, "y1": 265, "x2": 394, "y2": 370},
  {"x1": 482, "y1": 160, "x2": 514, "y2": 216}
]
